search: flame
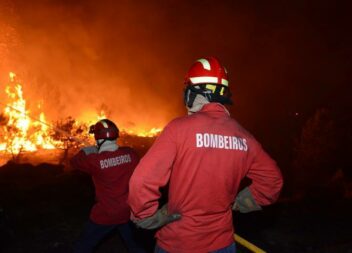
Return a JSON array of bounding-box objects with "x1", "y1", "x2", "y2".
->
[
  {"x1": 0, "y1": 72, "x2": 62, "y2": 153},
  {"x1": 0, "y1": 72, "x2": 162, "y2": 155},
  {"x1": 124, "y1": 127, "x2": 162, "y2": 137}
]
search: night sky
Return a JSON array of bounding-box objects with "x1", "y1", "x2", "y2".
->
[
  {"x1": 0, "y1": 0, "x2": 351, "y2": 149},
  {"x1": 1, "y1": 2, "x2": 352, "y2": 252}
]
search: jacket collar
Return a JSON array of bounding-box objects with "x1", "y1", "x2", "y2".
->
[
  {"x1": 98, "y1": 140, "x2": 119, "y2": 153},
  {"x1": 199, "y1": 103, "x2": 230, "y2": 116}
]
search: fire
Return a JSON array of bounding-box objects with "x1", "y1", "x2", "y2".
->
[
  {"x1": 124, "y1": 127, "x2": 162, "y2": 138},
  {"x1": 0, "y1": 72, "x2": 162, "y2": 156},
  {"x1": 0, "y1": 72, "x2": 63, "y2": 153}
]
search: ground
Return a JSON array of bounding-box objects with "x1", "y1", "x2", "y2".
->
[{"x1": 0, "y1": 160, "x2": 352, "y2": 253}]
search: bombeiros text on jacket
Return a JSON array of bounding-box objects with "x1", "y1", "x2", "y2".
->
[
  {"x1": 196, "y1": 133, "x2": 248, "y2": 151},
  {"x1": 100, "y1": 154, "x2": 132, "y2": 169}
]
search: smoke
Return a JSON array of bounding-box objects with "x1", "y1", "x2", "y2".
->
[
  {"x1": 0, "y1": 0, "x2": 269, "y2": 130},
  {"x1": 1, "y1": 0, "x2": 192, "y2": 130},
  {"x1": 0, "y1": 1, "x2": 19, "y2": 81},
  {"x1": 0, "y1": 0, "x2": 350, "y2": 134}
]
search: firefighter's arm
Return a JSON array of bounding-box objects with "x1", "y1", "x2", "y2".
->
[
  {"x1": 70, "y1": 146, "x2": 97, "y2": 174},
  {"x1": 233, "y1": 142, "x2": 283, "y2": 213},
  {"x1": 81, "y1": 146, "x2": 98, "y2": 155},
  {"x1": 128, "y1": 123, "x2": 181, "y2": 228}
]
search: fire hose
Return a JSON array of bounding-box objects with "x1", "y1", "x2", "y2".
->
[
  {"x1": 234, "y1": 233, "x2": 266, "y2": 253},
  {"x1": 0, "y1": 102, "x2": 90, "y2": 145}
]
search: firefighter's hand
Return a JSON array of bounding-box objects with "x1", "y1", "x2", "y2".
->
[
  {"x1": 232, "y1": 187, "x2": 262, "y2": 213},
  {"x1": 134, "y1": 204, "x2": 181, "y2": 230}
]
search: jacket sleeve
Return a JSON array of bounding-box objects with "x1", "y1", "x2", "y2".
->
[
  {"x1": 128, "y1": 123, "x2": 177, "y2": 220},
  {"x1": 70, "y1": 150, "x2": 94, "y2": 175},
  {"x1": 246, "y1": 141, "x2": 283, "y2": 206}
]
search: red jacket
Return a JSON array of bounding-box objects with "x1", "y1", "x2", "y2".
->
[
  {"x1": 128, "y1": 103, "x2": 283, "y2": 253},
  {"x1": 71, "y1": 146, "x2": 139, "y2": 225}
]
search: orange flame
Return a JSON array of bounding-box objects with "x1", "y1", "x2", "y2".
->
[
  {"x1": 0, "y1": 72, "x2": 63, "y2": 153},
  {"x1": 0, "y1": 72, "x2": 162, "y2": 155},
  {"x1": 124, "y1": 127, "x2": 162, "y2": 137}
]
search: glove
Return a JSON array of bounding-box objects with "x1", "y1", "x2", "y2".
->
[
  {"x1": 81, "y1": 146, "x2": 98, "y2": 155},
  {"x1": 232, "y1": 187, "x2": 262, "y2": 213},
  {"x1": 134, "y1": 204, "x2": 181, "y2": 230}
]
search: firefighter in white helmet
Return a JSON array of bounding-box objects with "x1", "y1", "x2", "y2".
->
[{"x1": 128, "y1": 57, "x2": 283, "y2": 253}]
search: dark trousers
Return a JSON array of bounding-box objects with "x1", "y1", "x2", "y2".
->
[
  {"x1": 154, "y1": 243, "x2": 236, "y2": 253},
  {"x1": 74, "y1": 219, "x2": 146, "y2": 253}
]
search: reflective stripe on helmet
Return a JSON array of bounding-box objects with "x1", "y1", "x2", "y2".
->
[
  {"x1": 205, "y1": 84, "x2": 225, "y2": 95},
  {"x1": 205, "y1": 84, "x2": 216, "y2": 93},
  {"x1": 101, "y1": 120, "x2": 109, "y2": 128},
  {"x1": 190, "y1": 76, "x2": 229, "y2": 86},
  {"x1": 196, "y1": 58, "x2": 211, "y2": 70},
  {"x1": 190, "y1": 76, "x2": 218, "y2": 84}
]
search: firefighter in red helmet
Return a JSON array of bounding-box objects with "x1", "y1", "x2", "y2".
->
[
  {"x1": 71, "y1": 119, "x2": 146, "y2": 253},
  {"x1": 128, "y1": 57, "x2": 283, "y2": 253},
  {"x1": 184, "y1": 56, "x2": 232, "y2": 110}
]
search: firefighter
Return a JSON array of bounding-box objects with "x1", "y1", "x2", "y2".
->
[
  {"x1": 71, "y1": 119, "x2": 145, "y2": 253},
  {"x1": 127, "y1": 57, "x2": 284, "y2": 253}
]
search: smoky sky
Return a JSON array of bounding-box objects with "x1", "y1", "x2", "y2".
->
[{"x1": 0, "y1": 0, "x2": 350, "y2": 135}]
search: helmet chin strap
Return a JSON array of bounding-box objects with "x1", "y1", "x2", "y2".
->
[
  {"x1": 96, "y1": 139, "x2": 119, "y2": 153},
  {"x1": 96, "y1": 139, "x2": 107, "y2": 151},
  {"x1": 184, "y1": 85, "x2": 211, "y2": 107},
  {"x1": 187, "y1": 94, "x2": 210, "y2": 115}
]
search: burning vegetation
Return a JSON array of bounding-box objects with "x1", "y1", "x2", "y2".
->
[
  {"x1": 0, "y1": 71, "x2": 161, "y2": 165},
  {"x1": 0, "y1": 72, "x2": 65, "y2": 154}
]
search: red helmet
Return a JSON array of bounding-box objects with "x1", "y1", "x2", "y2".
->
[
  {"x1": 184, "y1": 57, "x2": 232, "y2": 107},
  {"x1": 184, "y1": 56, "x2": 229, "y2": 86},
  {"x1": 89, "y1": 119, "x2": 119, "y2": 140}
]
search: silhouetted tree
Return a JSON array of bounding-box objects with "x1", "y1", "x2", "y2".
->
[{"x1": 292, "y1": 108, "x2": 339, "y2": 197}]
